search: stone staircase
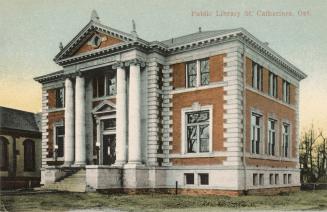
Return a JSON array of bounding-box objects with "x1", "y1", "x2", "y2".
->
[{"x1": 40, "y1": 169, "x2": 86, "y2": 192}]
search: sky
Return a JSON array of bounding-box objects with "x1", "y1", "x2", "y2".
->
[{"x1": 0, "y1": 0, "x2": 326, "y2": 130}]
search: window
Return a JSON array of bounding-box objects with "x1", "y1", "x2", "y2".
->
[
  {"x1": 55, "y1": 126, "x2": 65, "y2": 158},
  {"x1": 103, "y1": 118, "x2": 116, "y2": 130},
  {"x1": 185, "y1": 173, "x2": 194, "y2": 185},
  {"x1": 251, "y1": 113, "x2": 261, "y2": 154},
  {"x1": 269, "y1": 174, "x2": 274, "y2": 185},
  {"x1": 282, "y1": 124, "x2": 290, "y2": 157},
  {"x1": 283, "y1": 174, "x2": 287, "y2": 184},
  {"x1": 186, "y1": 58, "x2": 210, "y2": 88},
  {"x1": 259, "y1": 173, "x2": 264, "y2": 185},
  {"x1": 252, "y1": 62, "x2": 263, "y2": 91},
  {"x1": 275, "y1": 174, "x2": 279, "y2": 185},
  {"x1": 282, "y1": 80, "x2": 290, "y2": 103},
  {"x1": 199, "y1": 173, "x2": 209, "y2": 185},
  {"x1": 200, "y1": 59, "x2": 209, "y2": 86},
  {"x1": 23, "y1": 139, "x2": 35, "y2": 172},
  {"x1": 268, "y1": 119, "x2": 276, "y2": 156},
  {"x1": 288, "y1": 174, "x2": 292, "y2": 184},
  {"x1": 0, "y1": 137, "x2": 9, "y2": 171},
  {"x1": 93, "y1": 72, "x2": 117, "y2": 98},
  {"x1": 185, "y1": 110, "x2": 210, "y2": 153},
  {"x1": 253, "y1": 173, "x2": 258, "y2": 186},
  {"x1": 55, "y1": 87, "x2": 64, "y2": 108},
  {"x1": 269, "y1": 72, "x2": 278, "y2": 97},
  {"x1": 186, "y1": 61, "x2": 197, "y2": 88}
]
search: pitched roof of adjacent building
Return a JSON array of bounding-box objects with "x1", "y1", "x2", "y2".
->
[{"x1": 0, "y1": 106, "x2": 41, "y2": 133}]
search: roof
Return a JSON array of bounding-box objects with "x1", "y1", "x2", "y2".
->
[
  {"x1": 0, "y1": 106, "x2": 41, "y2": 133},
  {"x1": 161, "y1": 29, "x2": 236, "y2": 47},
  {"x1": 34, "y1": 11, "x2": 307, "y2": 83}
]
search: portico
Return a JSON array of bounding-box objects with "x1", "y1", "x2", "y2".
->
[{"x1": 62, "y1": 60, "x2": 144, "y2": 168}]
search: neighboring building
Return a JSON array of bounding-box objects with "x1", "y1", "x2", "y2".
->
[
  {"x1": 34, "y1": 10, "x2": 307, "y2": 195},
  {"x1": 0, "y1": 106, "x2": 41, "y2": 190}
]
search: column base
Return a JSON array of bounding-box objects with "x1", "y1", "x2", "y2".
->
[
  {"x1": 113, "y1": 160, "x2": 126, "y2": 167},
  {"x1": 63, "y1": 161, "x2": 74, "y2": 167},
  {"x1": 74, "y1": 161, "x2": 86, "y2": 167},
  {"x1": 125, "y1": 161, "x2": 144, "y2": 169}
]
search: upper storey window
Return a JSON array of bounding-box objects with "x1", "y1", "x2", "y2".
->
[
  {"x1": 93, "y1": 72, "x2": 117, "y2": 98},
  {"x1": 269, "y1": 72, "x2": 278, "y2": 98},
  {"x1": 252, "y1": 62, "x2": 263, "y2": 91},
  {"x1": 55, "y1": 87, "x2": 64, "y2": 108},
  {"x1": 283, "y1": 80, "x2": 290, "y2": 103},
  {"x1": 186, "y1": 58, "x2": 209, "y2": 88}
]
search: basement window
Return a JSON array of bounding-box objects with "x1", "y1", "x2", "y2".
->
[
  {"x1": 269, "y1": 174, "x2": 274, "y2": 185},
  {"x1": 199, "y1": 173, "x2": 209, "y2": 185},
  {"x1": 288, "y1": 174, "x2": 292, "y2": 184},
  {"x1": 275, "y1": 174, "x2": 279, "y2": 185},
  {"x1": 259, "y1": 174, "x2": 264, "y2": 185},
  {"x1": 253, "y1": 173, "x2": 258, "y2": 186},
  {"x1": 185, "y1": 173, "x2": 194, "y2": 185},
  {"x1": 283, "y1": 174, "x2": 287, "y2": 184}
]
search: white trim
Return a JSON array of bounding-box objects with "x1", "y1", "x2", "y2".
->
[
  {"x1": 172, "y1": 81, "x2": 226, "y2": 95},
  {"x1": 181, "y1": 104, "x2": 213, "y2": 155}
]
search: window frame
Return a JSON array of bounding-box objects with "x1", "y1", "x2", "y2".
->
[
  {"x1": 198, "y1": 173, "x2": 209, "y2": 185},
  {"x1": 0, "y1": 137, "x2": 9, "y2": 171},
  {"x1": 282, "y1": 80, "x2": 290, "y2": 103},
  {"x1": 282, "y1": 123, "x2": 290, "y2": 158},
  {"x1": 55, "y1": 87, "x2": 65, "y2": 108},
  {"x1": 93, "y1": 72, "x2": 117, "y2": 98},
  {"x1": 268, "y1": 119, "x2": 276, "y2": 156},
  {"x1": 184, "y1": 173, "x2": 195, "y2": 185},
  {"x1": 186, "y1": 58, "x2": 210, "y2": 88},
  {"x1": 251, "y1": 113, "x2": 262, "y2": 154},
  {"x1": 54, "y1": 123, "x2": 65, "y2": 160},
  {"x1": 23, "y1": 139, "x2": 35, "y2": 172},
  {"x1": 181, "y1": 105, "x2": 213, "y2": 155},
  {"x1": 268, "y1": 72, "x2": 278, "y2": 98},
  {"x1": 252, "y1": 62, "x2": 263, "y2": 91}
]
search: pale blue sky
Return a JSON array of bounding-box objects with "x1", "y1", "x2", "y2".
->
[{"x1": 0, "y1": 0, "x2": 326, "y2": 129}]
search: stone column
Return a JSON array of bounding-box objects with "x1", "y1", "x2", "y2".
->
[
  {"x1": 64, "y1": 77, "x2": 74, "y2": 166},
  {"x1": 75, "y1": 75, "x2": 86, "y2": 166},
  {"x1": 115, "y1": 65, "x2": 127, "y2": 166},
  {"x1": 128, "y1": 62, "x2": 142, "y2": 165}
]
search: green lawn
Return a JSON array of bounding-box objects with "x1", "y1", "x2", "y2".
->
[{"x1": 1, "y1": 190, "x2": 327, "y2": 211}]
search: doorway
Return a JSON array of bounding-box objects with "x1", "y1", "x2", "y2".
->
[{"x1": 102, "y1": 134, "x2": 116, "y2": 165}]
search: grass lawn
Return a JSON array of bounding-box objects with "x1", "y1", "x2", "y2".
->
[{"x1": 1, "y1": 190, "x2": 327, "y2": 211}]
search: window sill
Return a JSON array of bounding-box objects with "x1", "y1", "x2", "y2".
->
[
  {"x1": 172, "y1": 81, "x2": 226, "y2": 95},
  {"x1": 92, "y1": 95, "x2": 116, "y2": 102},
  {"x1": 47, "y1": 108, "x2": 64, "y2": 113},
  {"x1": 170, "y1": 151, "x2": 228, "y2": 158},
  {"x1": 246, "y1": 153, "x2": 297, "y2": 162}
]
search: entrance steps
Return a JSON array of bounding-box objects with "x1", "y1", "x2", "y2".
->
[{"x1": 40, "y1": 169, "x2": 86, "y2": 192}]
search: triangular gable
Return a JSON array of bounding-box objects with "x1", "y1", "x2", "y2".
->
[
  {"x1": 54, "y1": 20, "x2": 134, "y2": 62},
  {"x1": 92, "y1": 99, "x2": 116, "y2": 114},
  {"x1": 73, "y1": 32, "x2": 123, "y2": 56}
]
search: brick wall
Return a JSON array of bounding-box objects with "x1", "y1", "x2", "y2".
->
[{"x1": 171, "y1": 87, "x2": 224, "y2": 165}]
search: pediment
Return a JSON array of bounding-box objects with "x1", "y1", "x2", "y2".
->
[
  {"x1": 54, "y1": 20, "x2": 134, "y2": 62},
  {"x1": 92, "y1": 100, "x2": 116, "y2": 114},
  {"x1": 73, "y1": 32, "x2": 123, "y2": 56}
]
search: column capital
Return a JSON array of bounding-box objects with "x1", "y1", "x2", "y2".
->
[
  {"x1": 124, "y1": 58, "x2": 146, "y2": 68},
  {"x1": 112, "y1": 61, "x2": 125, "y2": 69}
]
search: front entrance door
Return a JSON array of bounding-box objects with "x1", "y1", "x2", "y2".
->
[{"x1": 102, "y1": 134, "x2": 116, "y2": 165}]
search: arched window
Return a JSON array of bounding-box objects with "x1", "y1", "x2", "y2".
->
[
  {"x1": 0, "y1": 137, "x2": 9, "y2": 171},
  {"x1": 23, "y1": 139, "x2": 35, "y2": 172}
]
